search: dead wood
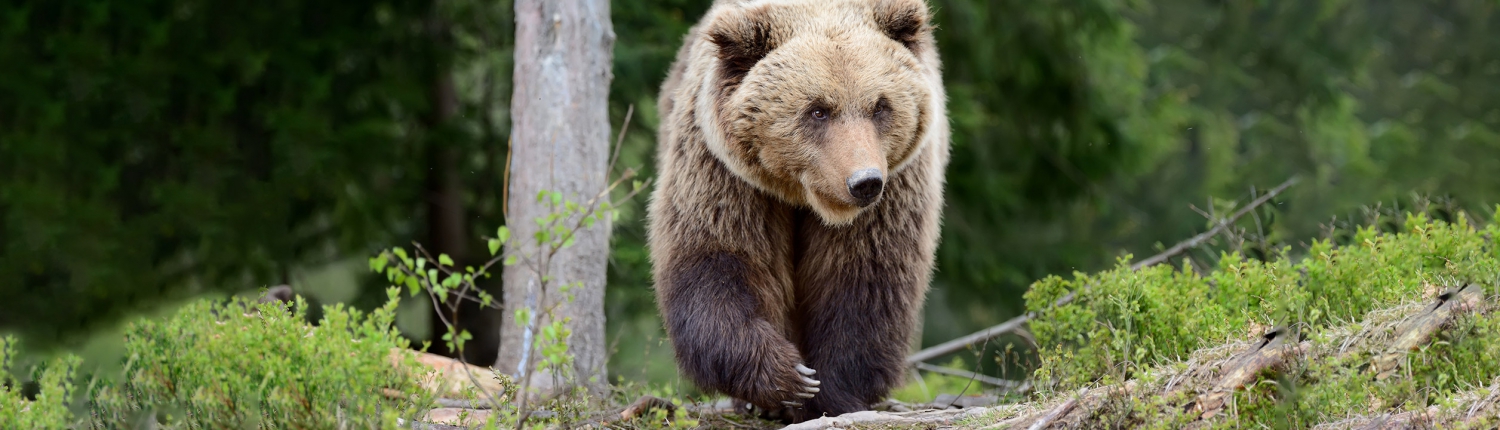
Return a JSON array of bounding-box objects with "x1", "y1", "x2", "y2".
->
[
  {"x1": 1372, "y1": 283, "x2": 1487, "y2": 380},
  {"x1": 913, "y1": 362, "x2": 1029, "y2": 392},
  {"x1": 1128, "y1": 176, "x2": 1299, "y2": 270},
  {"x1": 1187, "y1": 326, "x2": 1310, "y2": 420},
  {"x1": 779, "y1": 407, "x2": 999, "y2": 430},
  {"x1": 1023, "y1": 388, "x2": 1083, "y2": 430}
]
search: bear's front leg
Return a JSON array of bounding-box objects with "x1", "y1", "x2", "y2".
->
[
  {"x1": 791, "y1": 172, "x2": 942, "y2": 421},
  {"x1": 657, "y1": 251, "x2": 823, "y2": 411}
]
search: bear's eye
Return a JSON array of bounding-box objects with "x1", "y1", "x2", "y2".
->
[{"x1": 810, "y1": 109, "x2": 828, "y2": 121}]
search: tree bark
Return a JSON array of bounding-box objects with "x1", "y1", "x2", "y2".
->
[{"x1": 497, "y1": 0, "x2": 615, "y2": 398}]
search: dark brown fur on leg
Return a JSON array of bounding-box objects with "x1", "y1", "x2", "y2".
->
[
  {"x1": 790, "y1": 164, "x2": 939, "y2": 421},
  {"x1": 658, "y1": 251, "x2": 819, "y2": 413}
]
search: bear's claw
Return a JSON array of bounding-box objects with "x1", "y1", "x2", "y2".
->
[
  {"x1": 796, "y1": 363, "x2": 816, "y2": 376},
  {"x1": 793, "y1": 363, "x2": 821, "y2": 404}
]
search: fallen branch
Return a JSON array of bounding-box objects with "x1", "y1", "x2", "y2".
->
[
  {"x1": 1129, "y1": 176, "x2": 1299, "y2": 270},
  {"x1": 1190, "y1": 327, "x2": 1310, "y2": 419},
  {"x1": 914, "y1": 362, "x2": 1029, "y2": 392},
  {"x1": 1020, "y1": 388, "x2": 1085, "y2": 430},
  {"x1": 983, "y1": 383, "x2": 1134, "y2": 429},
  {"x1": 1372, "y1": 283, "x2": 1487, "y2": 380},
  {"x1": 904, "y1": 176, "x2": 1299, "y2": 367},
  {"x1": 904, "y1": 293, "x2": 1071, "y2": 366}
]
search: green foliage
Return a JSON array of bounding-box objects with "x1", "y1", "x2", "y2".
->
[
  {"x1": 369, "y1": 166, "x2": 645, "y2": 427},
  {"x1": 90, "y1": 289, "x2": 430, "y2": 428},
  {"x1": 1026, "y1": 209, "x2": 1500, "y2": 393},
  {"x1": 1258, "y1": 308, "x2": 1500, "y2": 428},
  {"x1": 0, "y1": 338, "x2": 79, "y2": 429},
  {"x1": 1018, "y1": 207, "x2": 1500, "y2": 428},
  {"x1": 0, "y1": 288, "x2": 434, "y2": 429}
]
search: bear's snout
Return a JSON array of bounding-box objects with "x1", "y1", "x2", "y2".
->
[{"x1": 846, "y1": 168, "x2": 885, "y2": 207}]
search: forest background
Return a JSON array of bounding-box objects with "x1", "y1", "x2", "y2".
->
[{"x1": 2, "y1": 0, "x2": 1497, "y2": 391}]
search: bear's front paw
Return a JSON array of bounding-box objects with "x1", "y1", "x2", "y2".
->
[{"x1": 778, "y1": 363, "x2": 822, "y2": 407}]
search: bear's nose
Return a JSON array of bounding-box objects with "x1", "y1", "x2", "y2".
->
[{"x1": 846, "y1": 168, "x2": 884, "y2": 207}]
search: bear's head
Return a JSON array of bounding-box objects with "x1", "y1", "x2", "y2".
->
[{"x1": 696, "y1": 0, "x2": 939, "y2": 226}]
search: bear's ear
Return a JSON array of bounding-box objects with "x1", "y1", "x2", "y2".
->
[
  {"x1": 873, "y1": 0, "x2": 931, "y2": 53},
  {"x1": 707, "y1": 8, "x2": 776, "y2": 80}
]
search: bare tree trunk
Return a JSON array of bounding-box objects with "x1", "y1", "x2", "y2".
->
[{"x1": 497, "y1": 0, "x2": 614, "y2": 399}]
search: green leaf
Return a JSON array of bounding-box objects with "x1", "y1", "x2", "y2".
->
[
  {"x1": 514, "y1": 308, "x2": 532, "y2": 327},
  {"x1": 497, "y1": 226, "x2": 511, "y2": 243},
  {"x1": 504, "y1": 255, "x2": 518, "y2": 266},
  {"x1": 415, "y1": 257, "x2": 427, "y2": 271},
  {"x1": 438, "y1": 254, "x2": 454, "y2": 267},
  {"x1": 551, "y1": 191, "x2": 563, "y2": 205},
  {"x1": 487, "y1": 239, "x2": 500, "y2": 256}
]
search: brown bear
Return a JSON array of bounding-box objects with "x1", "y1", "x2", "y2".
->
[{"x1": 646, "y1": 0, "x2": 949, "y2": 423}]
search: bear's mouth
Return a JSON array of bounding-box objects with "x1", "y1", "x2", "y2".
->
[{"x1": 803, "y1": 185, "x2": 869, "y2": 226}]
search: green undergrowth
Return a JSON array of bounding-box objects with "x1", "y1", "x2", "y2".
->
[
  {"x1": 1023, "y1": 209, "x2": 1500, "y2": 427},
  {"x1": 1, "y1": 287, "x2": 438, "y2": 429},
  {"x1": 0, "y1": 287, "x2": 717, "y2": 430}
]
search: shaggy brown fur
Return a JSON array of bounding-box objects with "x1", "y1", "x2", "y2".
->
[{"x1": 646, "y1": 0, "x2": 949, "y2": 423}]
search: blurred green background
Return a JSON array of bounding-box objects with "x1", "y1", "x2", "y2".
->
[{"x1": 2, "y1": 0, "x2": 1498, "y2": 389}]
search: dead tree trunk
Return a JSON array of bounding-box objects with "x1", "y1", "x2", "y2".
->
[{"x1": 496, "y1": 0, "x2": 615, "y2": 399}]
